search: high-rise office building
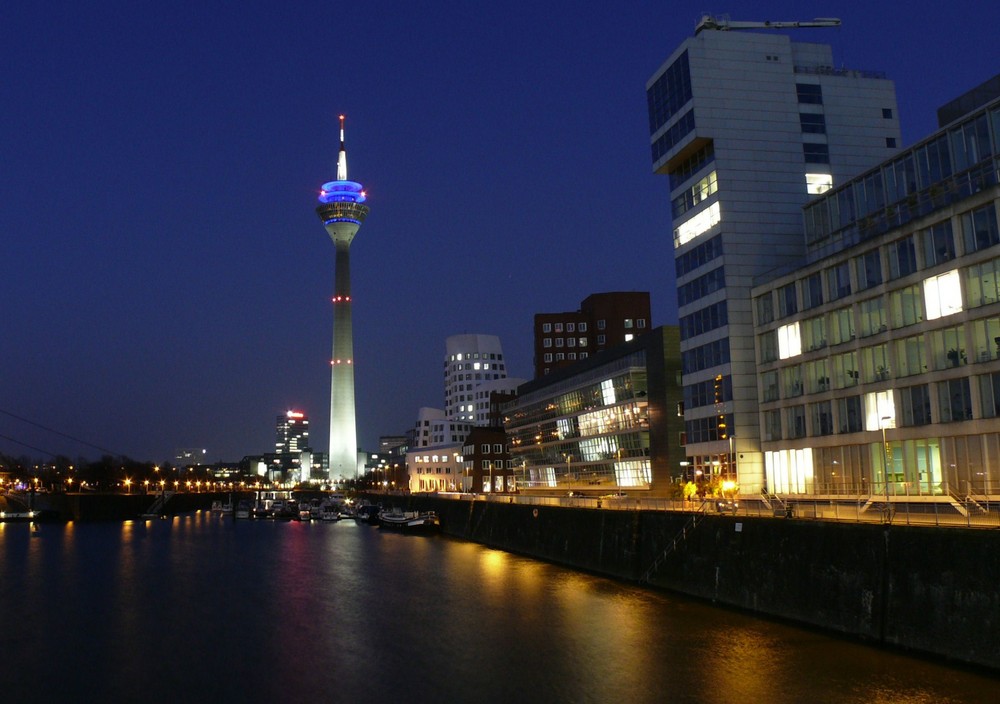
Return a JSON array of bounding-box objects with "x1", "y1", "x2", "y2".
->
[
  {"x1": 275, "y1": 410, "x2": 310, "y2": 456},
  {"x1": 647, "y1": 20, "x2": 901, "y2": 487},
  {"x1": 316, "y1": 116, "x2": 369, "y2": 479},
  {"x1": 275, "y1": 410, "x2": 313, "y2": 480}
]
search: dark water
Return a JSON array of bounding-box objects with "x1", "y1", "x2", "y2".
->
[{"x1": 1, "y1": 515, "x2": 997, "y2": 704}]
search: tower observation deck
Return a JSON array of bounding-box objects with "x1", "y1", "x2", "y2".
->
[{"x1": 316, "y1": 115, "x2": 369, "y2": 481}]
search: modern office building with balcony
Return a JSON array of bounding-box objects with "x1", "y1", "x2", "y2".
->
[
  {"x1": 647, "y1": 22, "x2": 901, "y2": 489},
  {"x1": 751, "y1": 76, "x2": 1000, "y2": 502}
]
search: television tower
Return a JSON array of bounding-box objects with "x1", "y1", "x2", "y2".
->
[{"x1": 316, "y1": 115, "x2": 369, "y2": 481}]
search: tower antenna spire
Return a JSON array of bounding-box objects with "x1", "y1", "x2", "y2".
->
[{"x1": 337, "y1": 114, "x2": 348, "y2": 181}]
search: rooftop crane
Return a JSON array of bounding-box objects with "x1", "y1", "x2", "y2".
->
[{"x1": 695, "y1": 15, "x2": 841, "y2": 35}]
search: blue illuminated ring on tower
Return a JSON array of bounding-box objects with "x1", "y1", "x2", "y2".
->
[{"x1": 319, "y1": 180, "x2": 367, "y2": 204}]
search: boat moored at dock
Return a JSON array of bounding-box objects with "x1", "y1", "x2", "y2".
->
[{"x1": 378, "y1": 509, "x2": 440, "y2": 532}]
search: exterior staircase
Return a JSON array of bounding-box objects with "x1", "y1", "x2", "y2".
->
[
  {"x1": 141, "y1": 491, "x2": 175, "y2": 518},
  {"x1": 640, "y1": 502, "x2": 708, "y2": 584}
]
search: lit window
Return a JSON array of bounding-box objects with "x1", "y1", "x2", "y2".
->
[
  {"x1": 806, "y1": 173, "x2": 833, "y2": 195},
  {"x1": 554, "y1": 323, "x2": 563, "y2": 332},
  {"x1": 675, "y1": 202, "x2": 721, "y2": 246},
  {"x1": 777, "y1": 322, "x2": 802, "y2": 359},
  {"x1": 923, "y1": 269, "x2": 963, "y2": 320},
  {"x1": 625, "y1": 333, "x2": 634, "y2": 342},
  {"x1": 864, "y1": 392, "x2": 895, "y2": 432}
]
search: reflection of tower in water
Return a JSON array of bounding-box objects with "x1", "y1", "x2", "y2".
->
[{"x1": 316, "y1": 116, "x2": 369, "y2": 480}]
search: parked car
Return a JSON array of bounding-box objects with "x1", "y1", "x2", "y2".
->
[{"x1": 715, "y1": 498, "x2": 739, "y2": 514}]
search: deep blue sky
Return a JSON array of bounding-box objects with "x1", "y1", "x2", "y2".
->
[{"x1": 3, "y1": 1, "x2": 998, "y2": 464}]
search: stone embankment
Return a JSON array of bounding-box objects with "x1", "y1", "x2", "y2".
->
[{"x1": 393, "y1": 494, "x2": 1000, "y2": 672}]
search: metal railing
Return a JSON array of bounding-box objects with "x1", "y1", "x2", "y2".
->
[{"x1": 432, "y1": 489, "x2": 1000, "y2": 528}]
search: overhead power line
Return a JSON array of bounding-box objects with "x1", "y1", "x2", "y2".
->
[{"x1": 0, "y1": 408, "x2": 120, "y2": 457}]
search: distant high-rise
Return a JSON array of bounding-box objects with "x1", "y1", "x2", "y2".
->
[
  {"x1": 275, "y1": 410, "x2": 310, "y2": 457},
  {"x1": 647, "y1": 20, "x2": 901, "y2": 487},
  {"x1": 316, "y1": 116, "x2": 369, "y2": 479}
]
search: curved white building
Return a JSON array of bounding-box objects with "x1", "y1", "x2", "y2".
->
[{"x1": 444, "y1": 334, "x2": 509, "y2": 421}]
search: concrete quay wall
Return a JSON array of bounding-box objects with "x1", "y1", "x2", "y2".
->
[{"x1": 401, "y1": 495, "x2": 1000, "y2": 671}]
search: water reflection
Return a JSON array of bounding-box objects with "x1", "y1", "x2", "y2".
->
[{"x1": 0, "y1": 516, "x2": 996, "y2": 703}]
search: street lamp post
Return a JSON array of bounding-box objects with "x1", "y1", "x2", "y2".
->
[{"x1": 880, "y1": 415, "x2": 892, "y2": 520}]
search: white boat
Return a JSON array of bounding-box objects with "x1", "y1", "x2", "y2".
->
[
  {"x1": 319, "y1": 507, "x2": 340, "y2": 522},
  {"x1": 378, "y1": 509, "x2": 440, "y2": 531},
  {"x1": 211, "y1": 500, "x2": 232, "y2": 514}
]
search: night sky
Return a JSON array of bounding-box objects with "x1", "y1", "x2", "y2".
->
[{"x1": 3, "y1": 1, "x2": 999, "y2": 464}]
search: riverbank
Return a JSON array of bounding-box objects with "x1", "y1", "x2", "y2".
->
[{"x1": 387, "y1": 493, "x2": 1000, "y2": 673}]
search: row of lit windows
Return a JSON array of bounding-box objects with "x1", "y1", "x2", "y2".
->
[
  {"x1": 762, "y1": 315, "x2": 1000, "y2": 403},
  {"x1": 447, "y1": 352, "x2": 503, "y2": 363},
  {"x1": 675, "y1": 202, "x2": 720, "y2": 247},
  {"x1": 448, "y1": 361, "x2": 505, "y2": 372},
  {"x1": 761, "y1": 258, "x2": 1000, "y2": 367},
  {"x1": 762, "y1": 375, "x2": 993, "y2": 441},
  {"x1": 759, "y1": 203, "x2": 999, "y2": 324},
  {"x1": 669, "y1": 142, "x2": 715, "y2": 192},
  {"x1": 672, "y1": 170, "x2": 718, "y2": 219},
  {"x1": 505, "y1": 371, "x2": 645, "y2": 435}
]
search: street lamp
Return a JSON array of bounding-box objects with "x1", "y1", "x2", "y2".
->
[{"x1": 880, "y1": 415, "x2": 892, "y2": 515}]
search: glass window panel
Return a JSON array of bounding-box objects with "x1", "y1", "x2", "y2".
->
[
  {"x1": 829, "y1": 307, "x2": 855, "y2": 345},
  {"x1": 923, "y1": 269, "x2": 964, "y2": 320},
  {"x1": 861, "y1": 343, "x2": 891, "y2": 382},
  {"x1": 832, "y1": 351, "x2": 859, "y2": 389},
  {"x1": 930, "y1": 325, "x2": 967, "y2": 370},
  {"x1": 894, "y1": 335, "x2": 927, "y2": 377},
  {"x1": 858, "y1": 297, "x2": 887, "y2": 337},
  {"x1": 889, "y1": 284, "x2": 924, "y2": 328},
  {"x1": 837, "y1": 395, "x2": 863, "y2": 433}
]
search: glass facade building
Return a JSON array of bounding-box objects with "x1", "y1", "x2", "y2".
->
[
  {"x1": 505, "y1": 327, "x2": 682, "y2": 493},
  {"x1": 753, "y1": 88, "x2": 1000, "y2": 500}
]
